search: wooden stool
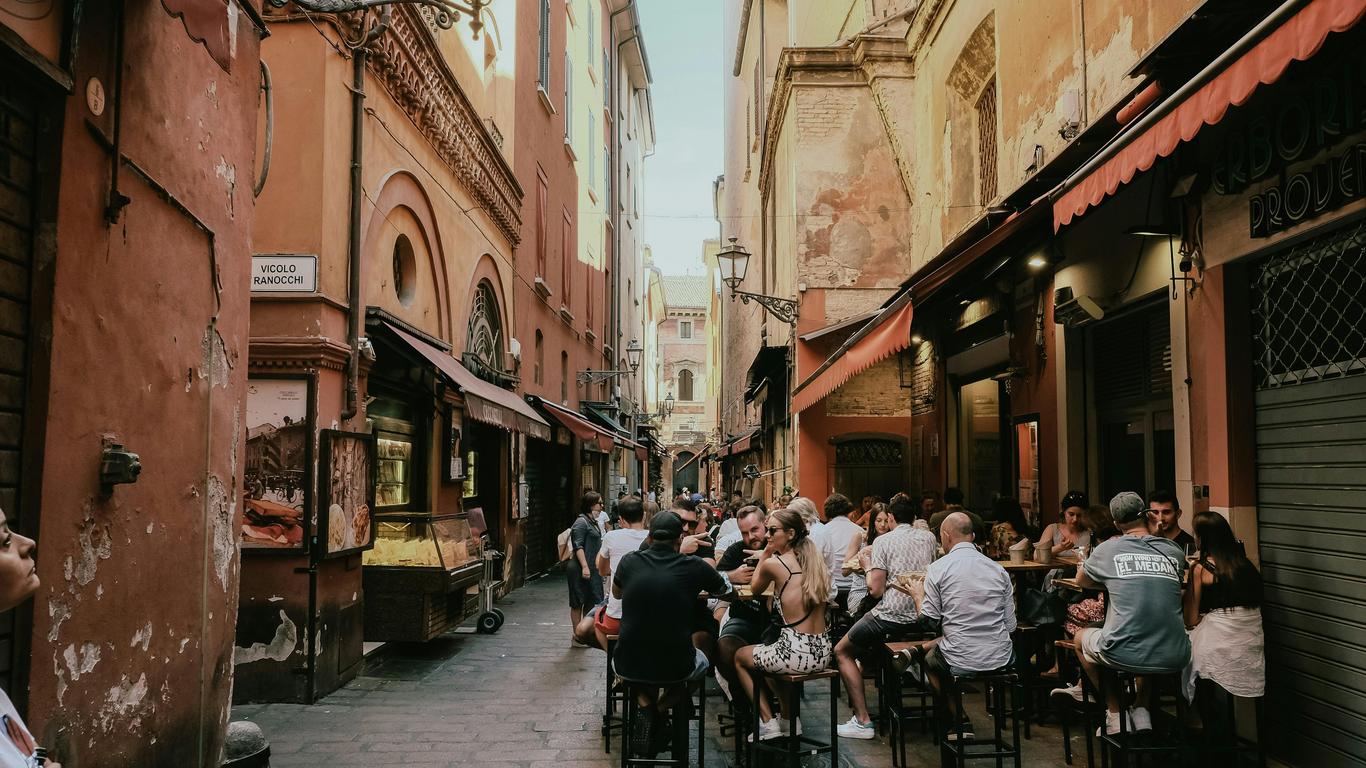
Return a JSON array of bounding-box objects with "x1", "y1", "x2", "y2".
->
[
  {"x1": 618, "y1": 670, "x2": 708, "y2": 768},
  {"x1": 602, "y1": 634, "x2": 624, "y2": 753},
  {"x1": 1091, "y1": 668, "x2": 1190, "y2": 767},
  {"x1": 883, "y1": 640, "x2": 937, "y2": 768},
  {"x1": 1052, "y1": 639, "x2": 1098, "y2": 768},
  {"x1": 937, "y1": 667, "x2": 1022, "y2": 768},
  {"x1": 748, "y1": 667, "x2": 841, "y2": 767}
]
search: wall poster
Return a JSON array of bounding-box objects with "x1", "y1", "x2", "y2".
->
[
  {"x1": 319, "y1": 429, "x2": 377, "y2": 558},
  {"x1": 242, "y1": 376, "x2": 313, "y2": 550}
]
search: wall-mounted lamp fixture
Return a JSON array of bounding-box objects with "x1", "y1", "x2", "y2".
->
[
  {"x1": 716, "y1": 238, "x2": 799, "y2": 325},
  {"x1": 100, "y1": 441, "x2": 142, "y2": 494},
  {"x1": 578, "y1": 339, "x2": 643, "y2": 386},
  {"x1": 1026, "y1": 255, "x2": 1049, "y2": 270},
  {"x1": 910, "y1": 333, "x2": 924, "y2": 345}
]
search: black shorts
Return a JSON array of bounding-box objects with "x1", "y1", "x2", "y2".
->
[{"x1": 692, "y1": 601, "x2": 719, "y2": 637}]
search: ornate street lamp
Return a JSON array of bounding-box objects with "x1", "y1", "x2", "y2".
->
[
  {"x1": 643, "y1": 392, "x2": 675, "y2": 421},
  {"x1": 267, "y1": 0, "x2": 493, "y2": 37},
  {"x1": 578, "y1": 339, "x2": 643, "y2": 387},
  {"x1": 715, "y1": 237, "x2": 798, "y2": 325}
]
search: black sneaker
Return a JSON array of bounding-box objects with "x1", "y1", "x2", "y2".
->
[
  {"x1": 631, "y1": 707, "x2": 655, "y2": 756},
  {"x1": 945, "y1": 719, "x2": 975, "y2": 741}
]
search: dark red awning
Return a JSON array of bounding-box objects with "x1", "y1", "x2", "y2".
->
[
  {"x1": 1054, "y1": 0, "x2": 1366, "y2": 229},
  {"x1": 792, "y1": 296, "x2": 914, "y2": 414},
  {"x1": 534, "y1": 399, "x2": 615, "y2": 452}
]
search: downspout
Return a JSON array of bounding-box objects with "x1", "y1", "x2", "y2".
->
[{"x1": 340, "y1": 11, "x2": 391, "y2": 422}]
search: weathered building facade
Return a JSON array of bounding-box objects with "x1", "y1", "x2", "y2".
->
[
  {"x1": 718, "y1": 0, "x2": 1366, "y2": 761},
  {"x1": 657, "y1": 274, "x2": 715, "y2": 497},
  {"x1": 1, "y1": 1, "x2": 265, "y2": 764}
]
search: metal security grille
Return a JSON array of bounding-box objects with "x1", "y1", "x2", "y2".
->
[
  {"x1": 976, "y1": 79, "x2": 998, "y2": 205},
  {"x1": 1251, "y1": 221, "x2": 1366, "y2": 389},
  {"x1": 0, "y1": 69, "x2": 38, "y2": 703},
  {"x1": 835, "y1": 440, "x2": 903, "y2": 466}
]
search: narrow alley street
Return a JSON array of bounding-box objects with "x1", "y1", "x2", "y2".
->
[{"x1": 234, "y1": 575, "x2": 1073, "y2": 768}]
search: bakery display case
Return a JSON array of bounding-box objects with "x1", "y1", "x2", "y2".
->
[{"x1": 362, "y1": 513, "x2": 485, "y2": 642}]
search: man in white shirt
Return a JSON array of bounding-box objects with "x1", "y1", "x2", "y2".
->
[
  {"x1": 914, "y1": 511, "x2": 1016, "y2": 740},
  {"x1": 573, "y1": 497, "x2": 649, "y2": 649},
  {"x1": 820, "y1": 493, "x2": 865, "y2": 612}
]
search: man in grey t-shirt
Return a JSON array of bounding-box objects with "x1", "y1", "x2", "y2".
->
[{"x1": 1075, "y1": 491, "x2": 1190, "y2": 736}]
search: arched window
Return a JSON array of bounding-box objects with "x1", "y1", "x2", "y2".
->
[
  {"x1": 534, "y1": 330, "x2": 544, "y2": 385},
  {"x1": 678, "y1": 369, "x2": 694, "y2": 402},
  {"x1": 467, "y1": 279, "x2": 505, "y2": 380}
]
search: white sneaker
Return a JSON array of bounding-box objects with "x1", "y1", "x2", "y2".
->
[
  {"x1": 837, "y1": 716, "x2": 876, "y2": 740},
  {"x1": 1096, "y1": 710, "x2": 1123, "y2": 737},
  {"x1": 748, "y1": 718, "x2": 782, "y2": 742},
  {"x1": 1130, "y1": 707, "x2": 1152, "y2": 733},
  {"x1": 1049, "y1": 684, "x2": 1086, "y2": 706}
]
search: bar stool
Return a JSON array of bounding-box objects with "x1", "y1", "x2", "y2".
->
[
  {"x1": 938, "y1": 667, "x2": 1022, "y2": 768},
  {"x1": 1052, "y1": 639, "x2": 1098, "y2": 768},
  {"x1": 1090, "y1": 668, "x2": 1189, "y2": 768},
  {"x1": 883, "y1": 641, "x2": 937, "y2": 768},
  {"x1": 1194, "y1": 678, "x2": 1265, "y2": 767},
  {"x1": 748, "y1": 667, "x2": 841, "y2": 768},
  {"x1": 603, "y1": 634, "x2": 625, "y2": 753},
  {"x1": 617, "y1": 668, "x2": 708, "y2": 768}
]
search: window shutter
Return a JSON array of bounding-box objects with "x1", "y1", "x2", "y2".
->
[
  {"x1": 1093, "y1": 304, "x2": 1172, "y2": 407},
  {"x1": 538, "y1": 0, "x2": 550, "y2": 88}
]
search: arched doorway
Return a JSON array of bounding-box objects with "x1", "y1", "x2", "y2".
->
[
  {"x1": 832, "y1": 437, "x2": 905, "y2": 503},
  {"x1": 674, "y1": 451, "x2": 698, "y2": 493}
]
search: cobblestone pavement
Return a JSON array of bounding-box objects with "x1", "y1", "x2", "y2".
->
[{"x1": 234, "y1": 574, "x2": 1075, "y2": 767}]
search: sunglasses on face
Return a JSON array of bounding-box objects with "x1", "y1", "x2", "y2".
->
[{"x1": 766, "y1": 526, "x2": 781, "y2": 535}]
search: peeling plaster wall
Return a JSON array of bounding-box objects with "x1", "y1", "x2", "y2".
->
[{"x1": 27, "y1": 3, "x2": 261, "y2": 766}]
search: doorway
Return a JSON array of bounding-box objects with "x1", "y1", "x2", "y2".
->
[
  {"x1": 956, "y1": 377, "x2": 1007, "y2": 515},
  {"x1": 832, "y1": 437, "x2": 906, "y2": 504}
]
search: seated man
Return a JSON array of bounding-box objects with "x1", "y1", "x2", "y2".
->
[
  {"x1": 916, "y1": 511, "x2": 1016, "y2": 740},
  {"x1": 639, "y1": 498, "x2": 720, "y2": 661},
  {"x1": 613, "y1": 511, "x2": 731, "y2": 751},
  {"x1": 835, "y1": 497, "x2": 938, "y2": 739},
  {"x1": 1074, "y1": 491, "x2": 1190, "y2": 735},
  {"x1": 713, "y1": 506, "x2": 770, "y2": 702},
  {"x1": 572, "y1": 496, "x2": 648, "y2": 649}
]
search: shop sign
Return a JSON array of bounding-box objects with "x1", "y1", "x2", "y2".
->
[
  {"x1": 1207, "y1": 45, "x2": 1366, "y2": 237},
  {"x1": 251, "y1": 254, "x2": 317, "y2": 292}
]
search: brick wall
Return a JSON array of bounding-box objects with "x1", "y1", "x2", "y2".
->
[{"x1": 826, "y1": 357, "x2": 913, "y2": 417}]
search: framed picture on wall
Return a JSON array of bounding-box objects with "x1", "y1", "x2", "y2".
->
[
  {"x1": 319, "y1": 429, "x2": 377, "y2": 559},
  {"x1": 442, "y1": 406, "x2": 463, "y2": 483},
  {"x1": 242, "y1": 375, "x2": 314, "y2": 551}
]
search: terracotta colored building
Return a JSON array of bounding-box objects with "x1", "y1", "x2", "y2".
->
[{"x1": 0, "y1": 2, "x2": 265, "y2": 764}]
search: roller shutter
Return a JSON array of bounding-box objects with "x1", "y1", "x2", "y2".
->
[{"x1": 1252, "y1": 220, "x2": 1366, "y2": 767}]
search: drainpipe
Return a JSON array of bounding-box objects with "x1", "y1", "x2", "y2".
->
[
  {"x1": 610, "y1": 2, "x2": 634, "y2": 379},
  {"x1": 340, "y1": 10, "x2": 391, "y2": 422}
]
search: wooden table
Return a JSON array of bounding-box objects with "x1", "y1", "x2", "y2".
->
[{"x1": 995, "y1": 556, "x2": 1078, "y2": 574}]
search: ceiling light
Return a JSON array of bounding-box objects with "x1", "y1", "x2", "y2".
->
[{"x1": 1027, "y1": 255, "x2": 1049, "y2": 270}]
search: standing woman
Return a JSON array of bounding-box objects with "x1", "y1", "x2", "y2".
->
[
  {"x1": 843, "y1": 503, "x2": 893, "y2": 618},
  {"x1": 1184, "y1": 511, "x2": 1264, "y2": 743},
  {"x1": 735, "y1": 508, "x2": 833, "y2": 741},
  {"x1": 0, "y1": 507, "x2": 62, "y2": 767},
  {"x1": 567, "y1": 491, "x2": 606, "y2": 646}
]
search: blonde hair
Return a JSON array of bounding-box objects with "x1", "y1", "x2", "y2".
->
[
  {"x1": 769, "y1": 508, "x2": 831, "y2": 610},
  {"x1": 787, "y1": 496, "x2": 821, "y2": 530}
]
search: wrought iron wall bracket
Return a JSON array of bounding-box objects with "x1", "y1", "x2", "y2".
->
[
  {"x1": 731, "y1": 290, "x2": 798, "y2": 325},
  {"x1": 577, "y1": 370, "x2": 634, "y2": 387},
  {"x1": 267, "y1": 0, "x2": 491, "y2": 37}
]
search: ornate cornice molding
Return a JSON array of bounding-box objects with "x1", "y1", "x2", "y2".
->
[
  {"x1": 365, "y1": 8, "x2": 523, "y2": 245},
  {"x1": 250, "y1": 337, "x2": 354, "y2": 372}
]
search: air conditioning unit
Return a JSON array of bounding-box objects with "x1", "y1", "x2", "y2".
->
[{"x1": 1053, "y1": 286, "x2": 1105, "y2": 327}]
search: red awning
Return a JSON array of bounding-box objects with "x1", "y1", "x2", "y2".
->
[
  {"x1": 1053, "y1": 0, "x2": 1366, "y2": 230},
  {"x1": 634, "y1": 445, "x2": 649, "y2": 462},
  {"x1": 723, "y1": 429, "x2": 759, "y2": 456},
  {"x1": 791, "y1": 295, "x2": 914, "y2": 414},
  {"x1": 534, "y1": 398, "x2": 615, "y2": 452},
  {"x1": 383, "y1": 322, "x2": 551, "y2": 441}
]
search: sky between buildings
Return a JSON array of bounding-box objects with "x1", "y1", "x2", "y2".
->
[{"x1": 637, "y1": 0, "x2": 724, "y2": 277}]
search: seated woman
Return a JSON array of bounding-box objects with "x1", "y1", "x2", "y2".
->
[
  {"x1": 842, "y1": 502, "x2": 893, "y2": 618},
  {"x1": 1184, "y1": 511, "x2": 1264, "y2": 745},
  {"x1": 0, "y1": 506, "x2": 61, "y2": 768},
  {"x1": 1040, "y1": 491, "x2": 1092, "y2": 558},
  {"x1": 984, "y1": 495, "x2": 1036, "y2": 559},
  {"x1": 735, "y1": 508, "x2": 833, "y2": 741}
]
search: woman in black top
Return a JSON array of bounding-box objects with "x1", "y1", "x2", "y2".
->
[
  {"x1": 567, "y1": 491, "x2": 605, "y2": 645},
  {"x1": 1182, "y1": 511, "x2": 1265, "y2": 741}
]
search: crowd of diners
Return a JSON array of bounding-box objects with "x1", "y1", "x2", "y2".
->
[{"x1": 562, "y1": 484, "x2": 1265, "y2": 756}]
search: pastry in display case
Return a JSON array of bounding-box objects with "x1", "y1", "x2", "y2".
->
[{"x1": 362, "y1": 513, "x2": 485, "y2": 642}]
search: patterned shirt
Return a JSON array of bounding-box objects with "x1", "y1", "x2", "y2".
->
[{"x1": 870, "y1": 523, "x2": 938, "y2": 624}]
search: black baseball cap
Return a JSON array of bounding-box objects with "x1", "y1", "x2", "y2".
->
[{"x1": 650, "y1": 510, "x2": 684, "y2": 542}]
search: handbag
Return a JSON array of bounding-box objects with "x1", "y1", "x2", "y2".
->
[{"x1": 1020, "y1": 586, "x2": 1066, "y2": 626}]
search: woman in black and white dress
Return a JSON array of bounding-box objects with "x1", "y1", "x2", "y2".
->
[{"x1": 735, "y1": 507, "x2": 833, "y2": 741}]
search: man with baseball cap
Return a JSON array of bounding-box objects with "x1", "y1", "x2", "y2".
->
[
  {"x1": 1074, "y1": 491, "x2": 1190, "y2": 736},
  {"x1": 613, "y1": 511, "x2": 731, "y2": 754}
]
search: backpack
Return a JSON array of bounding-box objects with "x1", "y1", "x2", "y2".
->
[{"x1": 557, "y1": 526, "x2": 574, "y2": 563}]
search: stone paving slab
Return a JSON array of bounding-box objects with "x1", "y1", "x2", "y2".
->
[{"x1": 233, "y1": 574, "x2": 1077, "y2": 767}]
